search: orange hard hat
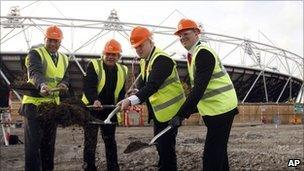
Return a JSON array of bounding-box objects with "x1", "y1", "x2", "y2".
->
[
  {"x1": 45, "y1": 25, "x2": 63, "y2": 40},
  {"x1": 130, "y1": 26, "x2": 152, "y2": 48},
  {"x1": 103, "y1": 39, "x2": 122, "y2": 54},
  {"x1": 174, "y1": 19, "x2": 201, "y2": 35}
]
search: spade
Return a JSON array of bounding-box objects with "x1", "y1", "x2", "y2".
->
[
  {"x1": 123, "y1": 125, "x2": 172, "y2": 154},
  {"x1": 12, "y1": 82, "x2": 63, "y2": 96}
]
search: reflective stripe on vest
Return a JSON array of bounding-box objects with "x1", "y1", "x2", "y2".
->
[
  {"x1": 140, "y1": 47, "x2": 185, "y2": 122},
  {"x1": 189, "y1": 44, "x2": 238, "y2": 116},
  {"x1": 22, "y1": 46, "x2": 69, "y2": 105},
  {"x1": 81, "y1": 59, "x2": 128, "y2": 105}
]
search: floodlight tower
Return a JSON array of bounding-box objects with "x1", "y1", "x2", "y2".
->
[
  {"x1": 3, "y1": 6, "x2": 22, "y2": 28},
  {"x1": 104, "y1": 9, "x2": 123, "y2": 31}
]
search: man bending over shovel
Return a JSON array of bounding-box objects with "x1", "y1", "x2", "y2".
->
[
  {"x1": 19, "y1": 25, "x2": 69, "y2": 171},
  {"x1": 119, "y1": 26, "x2": 186, "y2": 171}
]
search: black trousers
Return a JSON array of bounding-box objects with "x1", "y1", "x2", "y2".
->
[
  {"x1": 22, "y1": 104, "x2": 57, "y2": 171},
  {"x1": 202, "y1": 112, "x2": 235, "y2": 171},
  {"x1": 154, "y1": 122, "x2": 178, "y2": 171},
  {"x1": 83, "y1": 123, "x2": 119, "y2": 171}
]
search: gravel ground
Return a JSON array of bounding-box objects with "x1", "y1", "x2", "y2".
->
[{"x1": 0, "y1": 124, "x2": 303, "y2": 170}]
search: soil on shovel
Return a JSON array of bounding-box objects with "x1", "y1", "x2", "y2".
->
[
  {"x1": 13, "y1": 82, "x2": 36, "y2": 90},
  {"x1": 11, "y1": 82, "x2": 43, "y2": 97},
  {"x1": 123, "y1": 140, "x2": 150, "y2": 154},
  {"x1": 11, "y1": 73, "x2": 28, "y2": 88},
  {"x1": 37, "y1": 97, "x2": 98, "y2": 127}
]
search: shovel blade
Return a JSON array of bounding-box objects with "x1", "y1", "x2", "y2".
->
[
  {"x1": 89, "y1": 120, "x2": 105, "y2": 125},
  {"x1": 13, "y1": 88, "x2": 40, "y2": 96},
  {"x1": 12, "y1": 83, "x2": 63, "y2": 97},
  {"x1": 123, "y1": 141, "x2": 151, "y2": 154}
]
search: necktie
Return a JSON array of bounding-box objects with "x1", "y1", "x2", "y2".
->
[
  {"x1": 187, "y1": 53, "x2": 192, "y2": 65},
  {"x1": 51, "y1": 54, "x2": 58, "y2": 65}
]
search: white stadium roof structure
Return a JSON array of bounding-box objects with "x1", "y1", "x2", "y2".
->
[{"x1": 1, "y1": 8, "x2": 303, "y2": 103}]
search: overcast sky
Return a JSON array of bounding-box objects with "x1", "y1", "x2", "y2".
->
[{"x1": 1, "y1": 1, "x2": 303, "y2": 58}]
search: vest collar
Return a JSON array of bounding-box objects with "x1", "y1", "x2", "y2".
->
[{"x1": 43, "y1": 46, "x2": 58, "y2": 56}]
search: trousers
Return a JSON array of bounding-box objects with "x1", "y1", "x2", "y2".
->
[
  {"x1": 21, "y1": 104, "x2": 57, "y2": 171},
  {"x1": 202, "y1": 112, "x2": 236, "y2": 171},
  {"x1": 83, "y1": 123, "x2": 119, "y2": 171},
  {"x1": 154, "y1": 122, "x2": 178, "y2": 171}
]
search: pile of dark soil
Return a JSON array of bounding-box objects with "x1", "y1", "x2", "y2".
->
[
  {"x1": 37, "y1": 98, "x2": 97, "y2": 127},
  {"x1": 11, "y1": 82, "x2": 36, "y2": 90},
  {"x1": 10, "y1": 81, "x2": 42, "y2": 96},
  {"x1": 123, "y1": 140, "x2": 150, "y2": 154},
  {"x1": 12, "y1": 73, "x2": 28, "y2": 88}
]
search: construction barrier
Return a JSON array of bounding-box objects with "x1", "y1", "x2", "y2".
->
[
  {"x1": 123, "y1": 105, "x2": 144, "y2": 126},
  {"x1": 235, "y1": 103, "x2": 303, "y2": 124},
  {"x1": 8, "y1": 98, "x2": 303, "y2": 126},
  {"x1": 0, "y1": 91, "x2": 12, "y2": 146}
]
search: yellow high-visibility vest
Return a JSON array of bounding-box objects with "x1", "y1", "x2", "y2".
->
[
  {"x1": 81, "y1": 59, "x2": 128, "y2": 105},
  {"x1": 22, "y1": 46, "x2": 69, "y2": 105},
  {"x1": 188, "y1": 44, "x2": 238, "y2": 116},
  {"x1": 140, "y1": 48, "x2": 186, "y2": 122},
  {"x1": 81, "y1": 59, "x2": 128, "y2": 124}
]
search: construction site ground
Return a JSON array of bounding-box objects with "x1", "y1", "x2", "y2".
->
[{"x1": 0, "y1": 124, "x2": 303, "y2": 170}]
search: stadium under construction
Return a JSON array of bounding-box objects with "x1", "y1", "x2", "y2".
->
[{"x1": 1, "y1": 7, "x2": 303, "y2": 125}]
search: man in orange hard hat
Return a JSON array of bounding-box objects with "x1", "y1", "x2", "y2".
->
[
  {"x1": 19, "y1": 25, "x2": 70, "y2": 171},
  {"x1": 81, "y1": 39, "x2": 128, "y2": 171},
  {"x1": 119, "y1": 26, "x2": 186, "y2": 170},
  {"x1": 170, "y1": 18, "x2": 239, "y2": 171}
]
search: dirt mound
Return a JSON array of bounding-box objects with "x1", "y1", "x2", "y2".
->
[
  {"x1": 124, "y1": 141, "x2": 149, "y2": 154},
  {"x1": 37, "y1": 98, "x2": 97, "y2": 127}
]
